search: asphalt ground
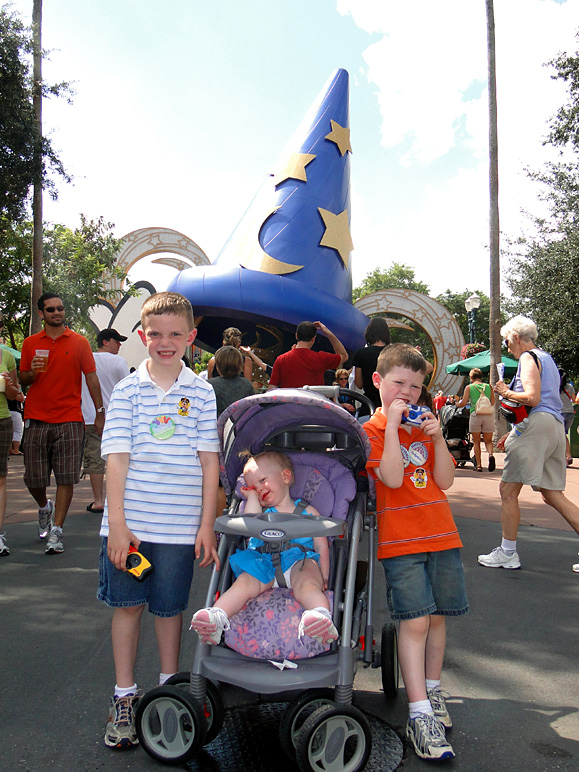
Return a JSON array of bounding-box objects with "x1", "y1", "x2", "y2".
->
[{"x1": 2, "y1": 452, "x2": 579, "y2": 772}]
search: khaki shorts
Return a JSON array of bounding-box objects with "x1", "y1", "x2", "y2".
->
[
  {"x1": 502, "y1": 411, "x2": 566, "y2": 491},
  {"x1": 469, "y1": 412, "x2": 494, "y2": 435},
  {"x1": 83, "y1": 424, "x2": 105, "y2": 475}
]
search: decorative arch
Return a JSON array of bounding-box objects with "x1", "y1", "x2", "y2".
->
[
  {"x1": 103, "y1": 227, "x2": 211, "y2": 295},
  {"x1": 354, "y1": 289, "x2": 465, "y2": 394}
]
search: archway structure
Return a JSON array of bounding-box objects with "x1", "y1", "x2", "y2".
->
[
  {"x1": 354, "y1": 289, "x2": 465, "y2": 395},
  {"x1": 103, "y1": 227, "x2": 211, "y2": 295}
]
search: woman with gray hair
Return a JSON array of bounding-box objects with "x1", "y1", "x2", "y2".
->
[{"x1": 478, "y1": 315, "x2": 579, "y2": 570}]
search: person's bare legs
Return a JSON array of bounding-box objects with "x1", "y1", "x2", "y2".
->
[
  {"x1": 499, "y1": 481, "x2": 524, "y2": 540},
  {"x1": 397, "y1": 616, "x2": 430, "y2": 703},
  {"x1": 0, "y1": 475, "x2": 6, "y2": 532},
  {"x1": 472, "y1": 434, "x2": 482, "y2": 469},
  {"x1": 27, "y1": 483, "x2": 73, "y2": 527},
  {"x1": 540, "y1": 489, "x2": 579, "y2": 535},
  {"x1": 291, "y1": 559, "x2": 329, "y2": 611},
  {"x1": 112, "y1": 605, "x2": 145, "y2": 687},
  {"x1": 424, "y1": 615, "x2": 446, "y2": 682},
  {"x1": 89, "y1": 473, "x2": 105, "y2": 510},
  {"x1": 213, "y1": 572, "x2": 272, "y2": 617},
  {"x1": 155, "y1": 614, "x2": 183, "y2": 675},
  {"x1": 482, "y1": 432, "x2": 494, "y2": 461}
]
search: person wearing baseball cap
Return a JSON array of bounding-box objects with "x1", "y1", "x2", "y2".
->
[{"x1": 82, "y1": 329, "x2": 130, "y2": 513}]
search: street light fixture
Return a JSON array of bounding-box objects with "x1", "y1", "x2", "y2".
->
[{"x1": 465, "y1": 293, "x2": 481, "y2": 344}]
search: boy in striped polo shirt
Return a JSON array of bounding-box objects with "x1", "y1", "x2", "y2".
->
[{"x1": 97, "y1": 292, "x2": 220, "y2": 750}]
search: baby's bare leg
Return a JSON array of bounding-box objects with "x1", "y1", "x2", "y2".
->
[
  {"x1": 291, "y1": 559, "x2": 328, "y2": 611},
  {"x1": 215, "y1": 572, "x2": 274, "y2": 617}
]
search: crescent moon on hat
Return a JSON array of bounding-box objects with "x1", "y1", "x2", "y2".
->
[{"x1": 239, "y1": 204, "x2": 304, "y2": 275}]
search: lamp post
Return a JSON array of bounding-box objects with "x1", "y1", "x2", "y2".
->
[{"x1": 464, "y1": 293, "x2": 481, "y2": 344}]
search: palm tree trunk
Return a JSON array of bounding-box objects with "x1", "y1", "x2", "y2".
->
[{"x1": 31, "y1": 0, "x2": 43, "y2": 334}]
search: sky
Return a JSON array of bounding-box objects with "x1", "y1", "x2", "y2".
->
[{"x1": 9, "y1": 0, "x2": 578, "y2": 298}]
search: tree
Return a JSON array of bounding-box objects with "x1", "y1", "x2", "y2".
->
[
  {"x1": 505, "y1": 34, "x2": 579, "y2": 381},
  {"x1": 352, "y1": 263, "x2": 430, "y2": 303},
  {"x1": 0, "y1": 215, "x2": 127, "y2": 344},
  {"x1": 435, "y1": 290, "x2": 492, "y2": 348},
  {"x1": 0, "y1": 5, "x2": 69, "y2": 237}
]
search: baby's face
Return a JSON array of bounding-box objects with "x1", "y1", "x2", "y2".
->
[{"x1": 243, "y1": 458, "x2": 291, "y2": 509}]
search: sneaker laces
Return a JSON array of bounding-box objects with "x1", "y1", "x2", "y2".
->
[
  {"x1": 428, "y1": 687, "x2": 449, "y2": 712},
  {"x1": 114, "y1": 695, "x2": 135, "y2": 727},
  {"x1": 416, "y1": 713, "x2": 446, "y2": 743}
]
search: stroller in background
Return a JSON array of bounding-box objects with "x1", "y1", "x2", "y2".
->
[
  {"x1": 134, "y1": 388, "x2": 399, "y2": 772},
  {"x1": 439, "y1": 403, "x2": 475, "y2": 468}
]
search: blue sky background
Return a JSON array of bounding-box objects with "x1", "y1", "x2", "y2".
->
[{"x1": 10, "y1": 0, "x2": 577, "y2": 297}]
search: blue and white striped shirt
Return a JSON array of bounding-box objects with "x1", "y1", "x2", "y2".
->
[{"x1": 99, "y1": 360, "x2": 219, "y2": 544}]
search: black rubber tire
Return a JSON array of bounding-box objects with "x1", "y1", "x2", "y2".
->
[
  {"x1": 381, "y1": 622, "x2": 399, "y2": 699},
  {"x1": 295, "y1": 703, "x2": 372, "y2": 772},
  {"x1": 164, "y1": 674, "x2": 225, "y2": 744},
  {"x1": 279, "y1": 689, "x2": 335, "y2": 760},
  {"x1": 135, "y1": 685, "x2": 207, "y2": 764}
]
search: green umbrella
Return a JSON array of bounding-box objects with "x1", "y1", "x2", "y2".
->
[
  {"x1": 0, "y1": 343, "x2": 21, "y2": 361},
  {"x1": 446, "y1": 349, "x2": 518, "y2": 378}
]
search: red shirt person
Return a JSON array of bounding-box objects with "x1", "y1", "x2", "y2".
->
[
  {"x1": 268, "y1": 321, "x2": 348, "y2": 389},
  {"x1": 19, "y1": 293, "x2": 104, "y2": 554}
]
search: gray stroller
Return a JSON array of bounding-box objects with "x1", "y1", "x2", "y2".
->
[{"x1": 134, "y1": 388, "x2": 399, "y2": 771}]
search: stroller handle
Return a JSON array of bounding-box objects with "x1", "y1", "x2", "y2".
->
[
  {"x1": 215, "y1": 511, "x2": 346, "y2": 539},
  {"x1": 303, "y1": 385, "x2": 375, "y2": 414}
]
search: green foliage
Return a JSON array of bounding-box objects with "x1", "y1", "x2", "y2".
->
[
  {"x1": 0, "y1": 215, "x2": 127, "y2": 343},
  {"x1": 435, "y1": 290, "x2": 492, "y2": 348},
  {"x1": 0, "y1": 4, "x2": 71, "y2": 239},
  {"x1": 504, "y1": 36, "x2": 579, "y2": 382},
  {"x1": 352, "y1": 263, "x2": 430, "y2": 303},
  {"x1": 42, "y1": 215, "x2": 126, "y2": 337},
  {"x1": 194, "y1": 351, "x2": 212, "y2": 375}
]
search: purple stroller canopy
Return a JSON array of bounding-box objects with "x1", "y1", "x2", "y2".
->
[{"x1": 217, "y1": 389, "x2": 371, "y2": 495}]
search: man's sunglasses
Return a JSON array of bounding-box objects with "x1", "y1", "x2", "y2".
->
[{"x1": 44, "y1": 306, "x2": 65, "y2": 313}]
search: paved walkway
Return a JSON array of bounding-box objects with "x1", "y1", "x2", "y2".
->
[{"x1": 2, "y1": 452, "x2": 579, "y2": 771}]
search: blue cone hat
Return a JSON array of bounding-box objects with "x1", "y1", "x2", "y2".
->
[{"x1": 169, "y1": 68, "x2": 369, "y2": 358}]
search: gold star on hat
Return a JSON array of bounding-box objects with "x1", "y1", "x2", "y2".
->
[
  {"x1": 318, "y1": 208, "x2": 354, "y2": 267},
  {"x1": 324, "y1": 120, "x2": 352, "y2": 156},
  {"x1": 273, "y1": 152, "x2": 316, "y2": 186}
]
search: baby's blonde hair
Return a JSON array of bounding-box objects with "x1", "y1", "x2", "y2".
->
[{"x1": 241, "y1": 450, "x2": 294, "y2": 484}]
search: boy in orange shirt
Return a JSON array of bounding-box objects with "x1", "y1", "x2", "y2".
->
[{"x1": 364, "y1": 344, "x2": 468, "y2": 762}]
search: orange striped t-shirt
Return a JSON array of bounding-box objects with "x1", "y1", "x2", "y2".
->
[{"x1": 364, "y1": 409, "x2": 462, "y2": 560}]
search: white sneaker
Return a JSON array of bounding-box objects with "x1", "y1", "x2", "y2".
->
[
  {"x1": 0, "y1": 533, "x2": 9, "y2": 556},
  {"x1": 298, "y1": 609, "x2": 339, "y2": 645},
  {"x1": 190, "y1": 607, "x2": 230, "y2": 645},
  {"x1": 38, "y1": 499, "x2": 54, "y2": 539},
  {"x1": 45, "y1": 527, "x2": 64, "y2": 554},
  {"x1": 427, "y1": 687, "x2": 452, "y2": 729},
  {"x1": 406, "y1": 713, "x2": 455, "y2": 760},
  {"x1": 573, "y1": 554, "x2": 579, "y2": 573},
  {"x1": 478, "y1": 546, "x2": 520, "y2": 569}
]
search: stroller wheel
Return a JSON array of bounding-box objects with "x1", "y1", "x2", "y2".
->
[
  {"x1": 280, "y1": 689, "x2": 334, "y2": 760},
  {"x1": 381, "y1": 622, "x2": 399, "y2": 699},
  {"x1": 295, "y1": 703, "x2": 372, "y2": 772},
  {"x1": 164, "y1": 674, "x2": 225, "y2": 744},
  {"x1": 135, "y1": 685, "x2": 207, "y2": 764}
]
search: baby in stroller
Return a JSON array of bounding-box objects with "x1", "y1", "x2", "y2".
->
[{"x1": 191, "y1": 450, "x2": 339, "y2": 647}]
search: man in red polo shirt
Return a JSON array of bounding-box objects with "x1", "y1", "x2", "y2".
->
[
  {"x1": 268, "y1": 321, "x2": 348, "y2": 389},
  {"x1": 19, "y1": 293, "x2": 104, "y2": 554}
]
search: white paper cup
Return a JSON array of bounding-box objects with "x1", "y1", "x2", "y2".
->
[{"x1": 0, "y1": 378, "x2": 5, "y2": 393}]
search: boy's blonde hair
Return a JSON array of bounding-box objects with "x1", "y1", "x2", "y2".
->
[
  {"x1": 376, "y1": 343, "x2": 427, "y2": 377},
  {"x1": 141, "y1": 292, "x2": 195, "y2": 330},
  {"x1": 242, "y1": 450, "x2": 295, "y2": 484}
]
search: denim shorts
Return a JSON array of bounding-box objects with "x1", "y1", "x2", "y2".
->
[
  {"x1": 97, "y1": 538, "x2": 195, "y2": 617},
  {"x1": 381, "y1": 548, "x2": 469, "y2": 621}
]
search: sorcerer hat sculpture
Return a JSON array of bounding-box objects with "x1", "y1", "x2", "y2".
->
[{"x1": 169, "y1": 68, "x2": 369, "y2": 359}]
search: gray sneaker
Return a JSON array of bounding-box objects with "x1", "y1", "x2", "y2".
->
[
  {"x1": 428, "y1": 686, "x2": 452, "y2": 729},
  {"x1": 104, "y1": 691, "x2": 142, "y2": 749},
  {"x1": 45, "y1": 527, "x2": 64, "y2": 554},
  {"x1": 478, "y1": 545, "x2": 520, "y2": 569},
  {"x1": 407, "y1": 713, "x2": 455, "y2": 761},
  {"x1": 0, "y1": 533, "x2": 9, "y2": 556},
  {"x1": 38, "y1": 499, "x2": 54, "y2": 539}
]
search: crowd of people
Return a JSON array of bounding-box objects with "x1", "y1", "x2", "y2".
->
[{"x1": 1, "y1": 296, "x2": 577, "y2": 763}]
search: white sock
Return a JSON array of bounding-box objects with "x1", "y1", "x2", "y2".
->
[
  {"x1": 409, "y1": 699, "x2": 433, "y2": 719},
  {"x1": 114, "y1": 683, "x2": 137, "y2": 698},
  {"x1": 310, "y1": 607, "x2": 332, "y2": 619},
  {"x1": 51, "y1": 525, "x2": 63, "y2": 535},
  {"x1": 501, "y1": 538, "x2": 517, "y2": 555},
  {"x1": 159, "y1": 672, "x2": 175, "y2": 685},
  {"x1": 39, "y1": 502, "x2": 52, "y2": 512},
  {"x1": 426, "y1": 679, "x2": 441, "y2": 692}
]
